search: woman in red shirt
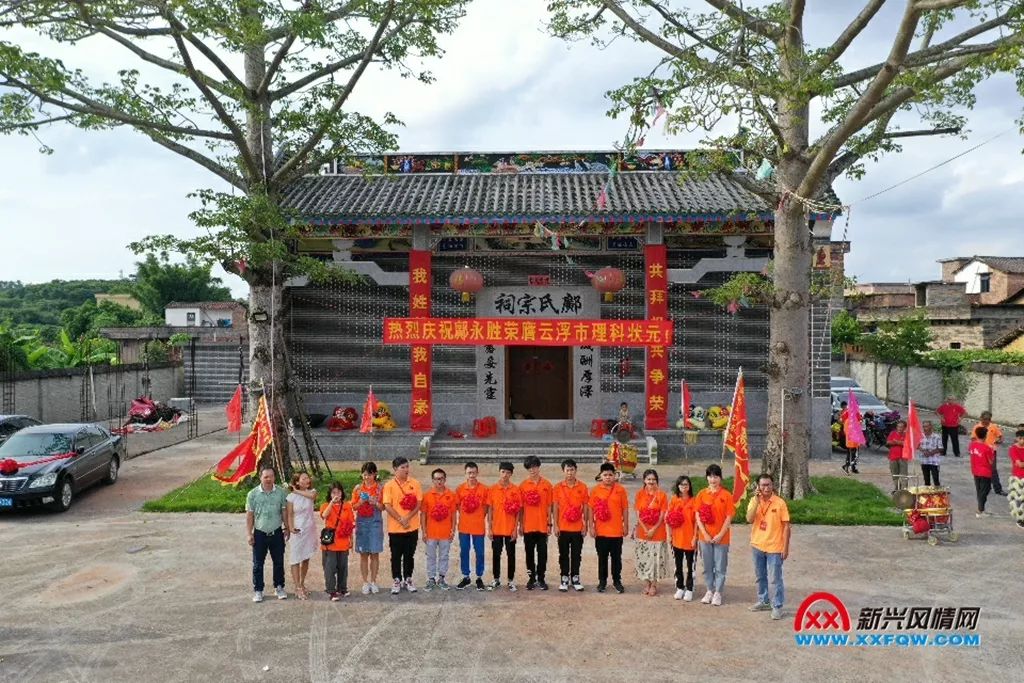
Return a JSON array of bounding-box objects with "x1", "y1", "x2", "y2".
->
[{"x1": 886, "y1": 420, "x2": 908, "y2": 493}]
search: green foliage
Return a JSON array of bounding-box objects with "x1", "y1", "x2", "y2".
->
[
  {"x1": 0, "y1": 321, "x2": 33, "y2": 372},
  {"x1": 61, "y1": 300, "x2": 162, "y2": 340},
  {"x1": 0, "y1": 279, "x2": 130, "y2": 334},
  {"x1": 169, "y1": 332, "x2": 193, "y2": 347},
  {"x1": 132, "y1": 252, "x2": 232, "y2": 317},
  {"x1": 924, "y1": 348, "x2": 1024, "y2": 370},
  {"x1": 702, "y1": 272, "x2": 772, "y2": 309},
  {"x1": 861, "y1": 313, "x2": 933, "y2": 367},
  {"x1": 830, "y1": 310, "x2": 862, "y2": 353}
]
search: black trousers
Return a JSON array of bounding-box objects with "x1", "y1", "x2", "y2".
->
[
  {"x1": 558, "y1": 531, "x2": 584, "y2": 578},
  {"x1": 992, "y1": 461, "x2": 1004, "y2": 494},
  {"x1": 524, "y1": 531, "x2": 548, "y2": 579},
  {"x1": 388, "y1": 531, "x2": 418, "y2": 580},
  {"x1": 941, "y1": 426, "x2": 961, "y2": 456},
  {"x1": 673, "y1": 547, "x2": 696, "y2": 591},
  {"x1": 252, "y1": 527, "x2": 285, "y2": 592},
  {"x1": 974, "y1": 475, "x2": 992, "y2": 512},
  {"x1": 921, "y1": 464, "x2": 941, "y2": 487},
  {"x1": 594, "y1": 535, "x2": 623, "y2": 586},
  {"x1": 491, "y1": 535, "x2": 516, "y2": 580}
]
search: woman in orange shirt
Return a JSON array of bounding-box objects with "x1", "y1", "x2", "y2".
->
[
  {"x1": 633, "y1": 469, "x2": 669, "y2": 596},
  {"x1": 319, "y1": 481, "x2": 355, "y2": 601},
  {"x1": 666, "y1": 475, "x2": 697, "y2": 601},
  {"x1": 694, "y1": 463, "x2": 735, "y2": 606}
]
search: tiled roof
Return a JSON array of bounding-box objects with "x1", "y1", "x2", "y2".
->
[
  {"x1": 973, "y1": 257, "x2": 1024, "y2": 274},
  {"x1": 165, "y1": 301, "x2": 244, "y2": 310},
  {"x1": 281, "y1": 171, "x2": 806, "y2": 225}
]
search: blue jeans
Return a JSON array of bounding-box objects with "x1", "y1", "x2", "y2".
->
[
  {"x1": 698, "y1": 541, "x2": 729, "y2": 593},
  {"x1": 751, "y1": 547, "x2": 785, "y2": 608},
  {"x1": 459, "y1": 533, "x2": 485, "y2": 578},
  {"x1": 252, "y1": 528, "x2": 285, "y2": 592}
]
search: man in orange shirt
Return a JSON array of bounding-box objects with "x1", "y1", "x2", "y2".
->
[
  {"x1": 455, "y1": 461, "x2": 487, "y2": 591},
  {"x1": 972, "y1": 412, "x2": 1007, "y2": 496},
  {"x1": 420, "y1": 468, "x2": 457, "y2": 591},
  {"x1": 745, "y1": 474, "x2": 790, "y2": 621},
  {"x1": 552, "y1": 458, "x2": 589, "y2": 592},
  {"x1": 487, "y1": 461, "x2": 522, "y2": 591},
  {"x1": 382, "y1": 456, "x2": 422, "y2": 594},
  {"x1": 520, "y1": 455, "x2": 554, "y2": 590},
  {"x1": 694, "y1": 463, "x2": 735, "y2": 606},
  {"x1": 589, "y1": 461, "x2": 630, "y2": 593}
]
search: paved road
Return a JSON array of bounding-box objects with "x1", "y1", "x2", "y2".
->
[{"x1": 1, "y1": 431, "x2": 1021, "y2": 682}]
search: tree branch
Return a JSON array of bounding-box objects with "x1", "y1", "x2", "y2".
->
[
  {"x1": 263, "y1": 1, "x2": 361, "y2": 43},
  {"x1": 700, "y1": 0, "x2": 781, "y2": 40},
  {"x1": 914, "y1": 0, "x2": 972, "y2": 10},
  {"x1": 259, "y1": 34, "x2": 296, "y2": 97},
  {"x1": 816, "y1": 0, "x2": 887, "y2": 71},
  {"x1": 143, "y1": 129, "x2": 245, "y2": 190}
]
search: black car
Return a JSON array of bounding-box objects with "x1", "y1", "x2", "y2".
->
[
  {"x1": 0, "y1": 423, "x2": 125, "y2": 512},
  {"x1": 0, "y1": 415, "x2": 42, "y2": 447}
]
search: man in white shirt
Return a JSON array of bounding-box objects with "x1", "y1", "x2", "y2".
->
[{"x1": 918, "y1": 421, "x2": 943, "y2": 487}]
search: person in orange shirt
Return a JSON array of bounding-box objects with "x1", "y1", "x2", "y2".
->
[
  {"x1": 552, "y1": 458, "x2": 589, "y2": 592},
  {"x1": 455, "y1": 461, "x2": 487, "y2": 591},
  {"x1": 667, "y1": 475, "x2": 697, "y2": 601},
  {"x1": 972, "y1": 412, "x2": 1007, "y2": 496},
  {"x1": 634, "y1": 469, "x2": 669, "y2": 596},
  {"x1": 420, "y1": 468, "x2": 457, "y2": 591},
  {"x1": 487, "y1": 461, "x2": 522, "y2": 591},
  {"x1": 382, "y1": 456, "x2": 422, "y2": 594},
  {"x1": 351, "y1": 461, "x2": 385, "y2": 595},
  {"x1": 319, "y1": 481, "x2": 355, "y2": 601},
  {"x1": 746, "y1": 474, "x2": 791, "y2": 621},
  {"x1": 589, "y1": 461, "x2": 630, "y2": 593},
  {"x1": 520, "y1": 455, "x2": 554, "y2": 591},
  {"x1": 694, "y1": 463, "x2": 735, "y2": 606}
]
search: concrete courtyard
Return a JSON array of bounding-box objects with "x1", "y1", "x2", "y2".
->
[{"x1": 1, "y1": 429, "x2": 1021, "y2": 682}]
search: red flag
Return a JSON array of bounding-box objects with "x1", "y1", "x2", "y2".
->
[
  {"x1": 903, "y1": 400, "x2": 923, "y2": 461},
  {"x1": 724, "y1": 369, "x2": 750, "y2": 503},
  {"x1": 213, "y1": 394, "x2": 273, "y2": 485},
  {"x1": 226, "y1": 385, "x2": 243, "y2": 433},
  {"x1": 682, "y1": 380, "x2": 693, "y2": 429},
  {"x1": 360, "y1": 386, "x2": 377, "y2": 434}
]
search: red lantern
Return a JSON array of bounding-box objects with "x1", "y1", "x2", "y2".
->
[
  {"x1": 449, "y1": 266, "x2": 484, "y2": 303},
  {"x1": 590, "y1": 266, "x2": 625, "y2": 302}
]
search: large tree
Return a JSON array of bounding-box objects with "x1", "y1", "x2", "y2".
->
[
  {"x1": 1, "y1": 1, "x2": 466, "y2": 461},
  {"x1": 132, "y1": 252, "x2": 232, "y2": 317},
  {"x1": 548, "y1": 0, "x2": 1023, "y2": 497}
]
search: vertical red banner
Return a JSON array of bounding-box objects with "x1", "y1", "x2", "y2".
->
[
  {"x1": 645, "y1": 244, "x2": 669, "y2": 430},
  {"x1": 409, "y1": 250, "x2": 433, "y2": 431}
]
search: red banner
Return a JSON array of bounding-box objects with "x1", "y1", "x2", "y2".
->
[
  {"x1": 382, "y1": 317, "x2": 672, "y2": 347},
  {"x1": 409, "y1": 250, "x2": 432, "y2": 431},
  {"x1": 645, "y1": 244, "x2": 669, "y2": 430},
  {"x1": 213, "y1": 394, "x2": 273, "y2": 485},
  {"x1": 724, "y1": 369, "x2": 750, "y2": 503}
]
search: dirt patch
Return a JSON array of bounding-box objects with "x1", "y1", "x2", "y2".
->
[{"x1": 39, "y1": 563, "x2": 138, "y2": 606}]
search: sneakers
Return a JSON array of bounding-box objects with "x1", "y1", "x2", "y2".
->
[
  {"x1": 424, "y1": 578, "x2": 436, "y2": 592},
  {"x1": 674, "y1": 589, "x2": 685, "y2": 600},
  {"x1": 613, "y1": 582, "x2": 625, "y2": 594},
  {"x1": 438, "y1": 577, "x2": 451, "y2": 591},
  {"x1": 976, "y1": 511, "x2": 993, "y2": 518},
  {"x1": 537, "y1": 578, "x2": 549, "y2": 591},
  {"x1": 559, "y1": 576, "x2": 570, "y2": 592},
  {"x1": 508, "y1": 582, "x2": 517, "y2": 592},
  {"x1": 572, "y1": 575, "x2": 584, "y2": 592},
  {"x1": 275, "y1": 587, "x2": 288, "y2": 600},
  {"x1": 712, "y1": 592, "x2": 723, "y2": 606},
  {"x1": 456, "y1": 576, "x2": 472, "y2": 590},
  {"x1": 841, "y1": 463, "x2": 850, "y2": 474},
  {"x1": 405, "y1": 578, "x2": 417, "y2": 593},
  {"x1": 476, "y1": 578, "x2": 486, "y2": 591},
  {"x1": 750, "y1": 602, "x2": 771, "y2": 612},
  {"x1": 700, "y1": 590, "x2": 713, "y2": 604},
  {"x1": 851, "y1": 467, "x2": 860, "y2": 474},
  {"x1": 330, "y1": 592, "x2": 340, "y2": 602},
  {"x1": 252, "y1": 591, "x2": 264, "y2": 603},
  {"x1": 369, "y1": 582, "x2": 380, "y2": 594},
  {"x1": 361, "y1": 583, "x2": 371, "y2": 595},
  {"x1": 683, "y1": 590, "x2": 693, "y2": 602},
  {"x1": 488, "y1": 579, "x2": 502, "y2": 591},
  {"x1": 391, "y1": 579, "x2": 402, "y2": 595},
  {"x1": 771, "y1": 607, "x2": 783, "y2": 620},
  {"x1": 994, "y1": 491, "x2": 1008, "y2": 497},
  {"x1": 597, "y1": 583, "x2": 607, "y2": 593},
  {"x1": 526, "y1": 576, "x2": 537, "y2": 591}
]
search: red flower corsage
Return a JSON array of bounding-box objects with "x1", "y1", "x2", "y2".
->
[
  {"x1": 429, "y1": 502, "x2": 450, "y2": 521},
  {"x1": 503, "y1": 496, "x2": 522, "y2": 515},
  {"x1": 338, "y1": 519, "x2": 354, "y2": 537},
  {"x1": 639, "y1": 507, "x2": 660, "y2": 526},
  {"x1": 698, "y1": 503, "x2": 714, "y2": 525},
  {"x1": 357, "y1": 502, "x2": 375, "y2": 518},
  {"x1": 461, "y1": 494, "x2": 481, "y2": 514},
  {"x1": 562, "y1": 505, "x2": 583, "y2": 523},
  {"x1": 524, "y1": 489, "x2": 542, "y2": 506},
  {"x1": 400, "y1": 493, "x2": 418, "y2": 511},
  {"x1": 665, "y1": 508, "x2": 685, "y2": 528},
  {"x1": 592, "y1": 498, "x2": 612, "y2": 522}
]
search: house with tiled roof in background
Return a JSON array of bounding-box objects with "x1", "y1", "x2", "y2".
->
[{"x1": 851, "y1": 256, "x2": 1024, "y2": 350}]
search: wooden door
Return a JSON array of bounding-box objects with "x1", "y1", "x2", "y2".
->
[{"x1": 506, "y1": 346, "x2": 571, "y2": 419}]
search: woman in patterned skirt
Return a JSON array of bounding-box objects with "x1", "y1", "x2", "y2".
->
[{"x1": 633, "y1": 469, "x2": 669, "y2": 596}]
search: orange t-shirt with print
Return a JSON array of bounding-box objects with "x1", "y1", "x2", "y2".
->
[
  {"x1": 488, "y1": 483, "x2": 522, "y2": 537},
  {"x1": 455, "y1": 482, "x2": 488, "y2": 535},
  {"x1": 694, "y1": 487, "x2": 736, "y2": 545},
  {"x1": 552, "y1": 480, "x2": 589, "y2": 533},
  {"x1": 350, "y1": 480, "x2": 382, "y2": 519},
  {"x1": 747, "y1": 494, "x2": 791, "y2": 554},
  {"x1": 382, "y1": 476, "x2": 422, "y2": 534},
  {"x1": 421, "y1": 488, "x2": 458, "y2": 541},
  {"x1": 589, "y1": 482, "x2": 629, "y2": 538},
  {"x1": 634, "y1": 488, "x2": 668, "y2": 542},
  {"x1": 318, "y1": 501, "x2": 354, "y2": 552},
  {"x1": 667, "y1": 496, "x2": 697, "y2": 550},
  {"x1": 520, "y1": 477, "x2": 553, "y2": 534}
]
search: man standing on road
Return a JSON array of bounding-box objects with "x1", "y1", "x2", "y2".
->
[
  {"x1": 972, "y1": 412, "x2": 1007, "y2": 496},
  {"x1": 746, "y1": 474, "x2": 790, "y2": 621},
  {"x1": 918, "y1": 421, "x2": 944, "y2": 487},
  {"x1": 936, "y1": 396, "x2": 967, "y2": 457},
  {"x1": 246, "y1": 467, "x2": 290, "y2": 602}
]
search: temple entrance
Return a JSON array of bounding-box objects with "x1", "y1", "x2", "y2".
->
[{"x1": 506, "y1": 346, "x2": 572, "y2": 420}]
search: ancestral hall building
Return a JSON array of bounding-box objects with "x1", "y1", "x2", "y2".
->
[{"x1": 281, "y1": 151, "x2": 838, "y2": 457}]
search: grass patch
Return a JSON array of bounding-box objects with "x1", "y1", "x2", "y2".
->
[
  {"x1": 682, "y1": 475, "x2": 903, "y2": 526},
  {"x1": 142, "y1": 470, "x2": 391, "y2": 513}
]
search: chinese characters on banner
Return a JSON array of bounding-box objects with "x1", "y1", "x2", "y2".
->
[
  {"x1": 645, "y1": 245, "x2": 669, "y2": 430},
  {"x1": 382, "y1": 318, "x2": 672, "y2": 347},
  {"x1": 483, "y1": 344, "x2": 499, "y2": 403},
  {"x1": 578, "y1": 345, "x2": 595, "y2": 399},
  {"x1": 409, "y1": 250, "x2": 432, "y2": 431}
]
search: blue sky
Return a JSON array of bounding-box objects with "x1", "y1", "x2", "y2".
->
[{"x1": 0, "y1": 0, "x2": 1021, "y2": 298}]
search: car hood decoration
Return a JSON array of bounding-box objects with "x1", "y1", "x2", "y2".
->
[{"x1": 0, "y1": 452, "x2": 76, "y2": 476}]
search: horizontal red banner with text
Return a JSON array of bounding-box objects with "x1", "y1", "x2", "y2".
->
[{"x1": 383, "y1": 318, "x2": 672, "y2": 347}]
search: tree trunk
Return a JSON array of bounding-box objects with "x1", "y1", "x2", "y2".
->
[{"x1": 248, "y1": 277, "x2": 291, "y2": 474}]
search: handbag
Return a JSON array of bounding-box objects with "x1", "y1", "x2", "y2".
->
[{"x1": 320, "y1": 502, "x2": 343, "y2": 545}]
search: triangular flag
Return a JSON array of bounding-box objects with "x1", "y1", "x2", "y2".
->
[
  {"x1": 723, "y1": 369, "x2": 750, "y2": 504},
  {"x1": 213, "y1": 394, "x2": 273, "y2": 485},
  {"x1": 360, "y1": 386, "x2": 377, "y2": 434},
  {"x1": 225, "y1": 385, "x2": 243, "y2": 433},
  {"x1": 682, "y1": 379, "x2": 692, "y2": 429},
  {"x1": 844, "y1": 388, "x2": 866, "y2": 448},
  {"x1": 903, "y1": 400, "x2": 923, "y2": 461}
]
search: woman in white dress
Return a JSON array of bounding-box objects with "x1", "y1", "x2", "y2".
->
[{"x1": 286, "y1": 472, "x2": 318, "y2": 599}]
